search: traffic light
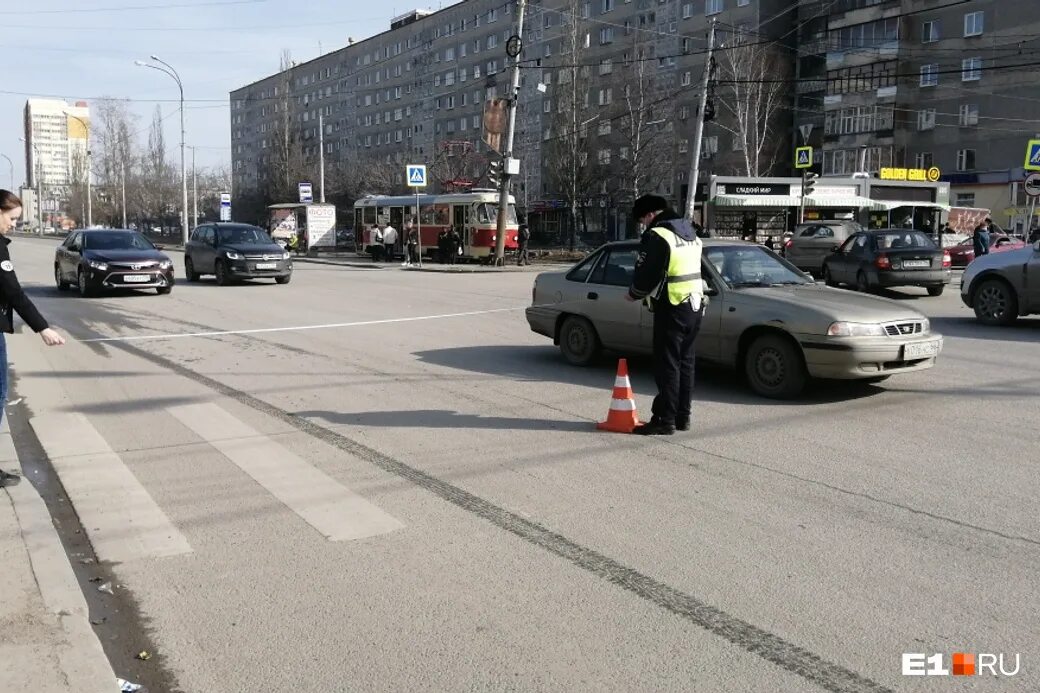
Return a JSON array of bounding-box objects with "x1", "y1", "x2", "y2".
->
[
  {"x1": 488, "y1": 159, "x2": 502, "y2": 188},
  {"x1": 803, "y1": 171, "x2": 819, "y2": 197}
]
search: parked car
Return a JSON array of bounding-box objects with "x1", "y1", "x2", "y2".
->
[
  {"x1": 822, "y1": 228, "x2": 951, "y2": 296},
  {"x1": 526, "y1": 239, "x2": 943, "y2": 399},
  {"x1": 960, "y1": 239, "x2": 1040, "y2": 325},
  {"x1": 783, "y1": 221, "x2": 862, "y2": 273},
  {"x1": 54, "y1": 228, "x2": 174, "y2": 297},
  {"x1": 946, "y1": 234, "x2": 1026, "y2": 267},
  {"x1": 184, "y1": 223, "x2": 292, "y2": 285}
]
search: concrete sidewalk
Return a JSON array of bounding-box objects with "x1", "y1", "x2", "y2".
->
[
  {"x1": 293, "y1": 254, "x2": 557, "y2": 272},
  {"x1": 0, "y1": 429, "x2": 118, "y2": 693}
]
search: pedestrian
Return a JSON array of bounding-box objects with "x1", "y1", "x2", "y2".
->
[
  {"x1": 0, "y1": 190, "x2": 66, "y2": 487},
  {"x1": 381, "y1": 220, "x2": 397, "y2": 263},
  {"x1": 447, "y1": 226, "x2": 461, "y2": 266},
  {"x1": 625, "y1": 194, "x2": 704, "y2": 436},
  {"x1": 516, "y1": 223, "x2": 531, "y2": 266},
  {"x1": 437, "y1": 229, "x2": 448, "y2": 263},
  {"x1": 972, "y1": 221, "x2": 991, "y2": 258},
  {"x1": 370, "y1": 224, "x2": 384, "y2": 262},
  {"x1": 403, "y1": 219, "x2": 419, "y2": 266},
  {"x1": 763, "y1": 235, "x2": 775, "y2": 251}
]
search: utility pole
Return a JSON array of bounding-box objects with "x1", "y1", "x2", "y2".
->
[
  {"x1": 684, "y1": 19, "x2": 716, "y2": 224},
  {"x1": 187, "y1": 145, "x2": 198, "y2": 229},
  {"x1": 319, "y1": 113, "x2": 326, "y2": 203},
  {"x1": 0, "y1": 154, "x2": 13, "y2": 190},
  {"x1": 494, "y1": 0, "x2": 527, "y2": 266},
  {"x1": 120, "y1": 160, "x2": 127, "y2": 229}
]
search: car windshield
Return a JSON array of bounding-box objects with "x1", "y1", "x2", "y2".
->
[
  {"x1": 705, "y1": 245, "x2": 810, "y2": 288},
  {"x1": 216, "y1": 226, "x2": 272, "y2": 245},
  {"x1": 874, "y1": 231, "x2": 936, "y2": 250},
  {"x1": 83, "y1": 231, "x2": 154, "y2": 251}
]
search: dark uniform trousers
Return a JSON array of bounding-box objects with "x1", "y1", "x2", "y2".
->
[{"x1": 651, "y1": 298, "x2": 703, "y2": 425}]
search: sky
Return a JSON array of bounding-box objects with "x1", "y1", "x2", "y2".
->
[{"x1": 0, "y1": 0, "x2": 440, "y2": 190}]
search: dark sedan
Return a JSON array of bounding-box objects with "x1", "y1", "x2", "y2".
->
[
  {"x1": 184, "y1": 223, "x2": 292, "y2": 286},
  {"x1": 822, "y1": 229, "x2": 951, "y2": 296},
  {"x1": 55, "y1": 229, "x2": 174, "y2": 297}
]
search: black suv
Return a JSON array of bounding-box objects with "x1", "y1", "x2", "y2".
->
[
  {"x1": 184, "y1": 223, "x2": 292, "y2": 285},
  {"x1": 55, "y1": 229, "x2": 174, "y2": 297}
]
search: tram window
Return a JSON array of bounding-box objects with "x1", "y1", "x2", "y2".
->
[
  {"x1": 420, "y1": 205, "x2": 437, "y2": 225},
  {"x1": 354, "y1": 208, "x2": 363, "y2": 229},
  {"x1": 475, "y1": 203, "x2": 518, "y2": 224},
  {"x1": 363, "y1": 206, "x2": 377, "y2": 225}
]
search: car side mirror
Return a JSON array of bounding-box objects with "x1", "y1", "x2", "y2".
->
[
  {"x1": 803, "y1": 272, "x2": 815, "y2": 283},
  {"x1": 831, "y1": 244, "x2": 840, "y2": 252}
]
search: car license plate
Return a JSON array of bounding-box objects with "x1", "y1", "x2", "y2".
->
[
  {"x1": 123, "y1": 274, "x2": 151, "y2": 283},
  {"x1": 255, "y1": 262, "x2": 277, "y2": 270},
  {"x1": 904, "y1": 339, "x2": 942, "y2": 359},
  {"x1": 903, "y1": 260, "x2": 930, "y2": 269}
]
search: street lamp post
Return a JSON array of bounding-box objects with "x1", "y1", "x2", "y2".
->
[
  {"x1": 186, "y1": 145, "x2": 198, "y2": 229},
  {"x1": 64, "y1": 112, "x2": 92, "y2": 227},
  {"x1": 0, "y1": 154, "x2": 13, "y2": 190},
  {"x1": 21, "y1": 137, "x2": 43, "y2": 233},
  {"x1": 136, "y1": 56, "x2": 188, "y2": 246}
]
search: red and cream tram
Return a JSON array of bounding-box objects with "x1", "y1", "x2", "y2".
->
[{"x1": 353, "y1": 190, "x2": 520, "y2": 260}]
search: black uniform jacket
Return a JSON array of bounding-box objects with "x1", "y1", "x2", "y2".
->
[{"x1": 0, "y1": 236, "x2": 49, "y2": 334}]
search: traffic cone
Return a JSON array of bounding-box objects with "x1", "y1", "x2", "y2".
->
[{"x1": 597, "y1": 358, "x2": 640, "y2": 433}]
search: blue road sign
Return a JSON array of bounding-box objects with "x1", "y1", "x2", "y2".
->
[
  {"x1": 1026, "y1": 140, "x2": 1040, "y2": 172},
  {"x1": 299, "y1": 182, "x2": 313, "y2": 203},
  {"x1": 407, "y1": 165, "x2": 427, "y2": 187},
  {"x1": 795, "y1": 146, "x2": 813, "y2": 169}
]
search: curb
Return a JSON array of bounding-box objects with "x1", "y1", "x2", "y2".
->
[{"x1": 1, "y1": 431, "x2": 116, "y2": 692}]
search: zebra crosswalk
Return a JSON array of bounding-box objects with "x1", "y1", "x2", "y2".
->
[{"x1": 29, "y1": 403, "x2": 404, "y2": 565}]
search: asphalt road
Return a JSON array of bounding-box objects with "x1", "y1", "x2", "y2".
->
[{"x1": 6, "y1": 236, "x2": 1039, "y2": 692}]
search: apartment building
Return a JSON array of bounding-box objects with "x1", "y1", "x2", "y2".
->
[
  {"x1": 230, "y1": 0, "x2": 796, "y2": 231},
  {"x1": 795, "y1": 0, "x2": 1040, "y2": 231},
  {"x1": 23, "y1": 98, "x2": 90, "y2": 190}
]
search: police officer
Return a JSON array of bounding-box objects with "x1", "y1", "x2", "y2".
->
[{"x1": 625, "y1": 195, "x2": 703, "y2": 435}]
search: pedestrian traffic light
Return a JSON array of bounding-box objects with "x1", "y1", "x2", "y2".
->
[
  {"x1": 488, "y1": 159, "x2": 502, "y2": 188},
  {"x1": 803, "y1": 171, "x2": 819, "y2": 197}
]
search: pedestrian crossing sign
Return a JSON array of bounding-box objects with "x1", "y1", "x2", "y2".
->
[
  {"x1": 1025, "y1": 140, "x2": 1040, "y2": 171},
  {"x1": 406, "y1": 164, "x2": 427, "y2": 187},
  {"x1": 795, "y1": 146, "x2": 813, "y2": 169}
]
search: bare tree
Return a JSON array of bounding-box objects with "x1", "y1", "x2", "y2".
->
[
  {"x1": 713, "y1": 38, "x2": 791, "y2": 177},
  {"x1": 263, "y1": 49, "x2": 309, "y2": 202},
  {"x1": 137, "y1": 106, "x2": 175, "y2": 227},
  {"x1": 428, "y1": 141, "x2": 489, "y2": 192},
  {"x1": 91, "y1": 98, "x2": 138, "y2": 227}
]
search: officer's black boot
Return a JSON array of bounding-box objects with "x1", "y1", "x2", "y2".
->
[
  {"x1": 674, "y1": 417, "x2": 690, "y2": 432},
  {"x1": 632, "y1": 419, "x2": 675, "y2": 436}
]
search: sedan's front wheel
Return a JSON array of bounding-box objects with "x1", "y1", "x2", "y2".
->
[
  {"x1": 77, "y1": 269, "x2": 94, "y2": 298},
  {"x1": 215, "y1": 260, "x2": 231, "y2": 286},
  {"x1": 55, "y1": 265, "x2": 69, "y2": 291},
  {"x1": 744, "y1": 333, "x2": 806, "y2": 399},
  {"x1": 559, "y1": 315, "x2": 601, "y2": 366},
  {"x1": 973, "y1": 278, "x2": 1018, "y2": 326},
  {"x1": 184, "y1": 257, "x2": 200, "y2": 282}
]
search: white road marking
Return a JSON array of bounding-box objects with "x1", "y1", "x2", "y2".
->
[
  {"x1": 29, "y1": 413, "x2": 193, "y2": 564},
  {"x1": 168, "y1": 403, "x2": 404, "y2": 542},
  {"x1": 76, "y1": 306, "x2": 529, "y2": 343}
]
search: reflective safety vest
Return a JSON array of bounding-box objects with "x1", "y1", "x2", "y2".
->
[{"x1": 650, "y1": 226, "x2": 703, "y2": 306}]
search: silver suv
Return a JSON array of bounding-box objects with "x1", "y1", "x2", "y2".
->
[
  {"x1": 784, "y1": 221, "x2": 863, "y2": 275},
  {"x1": 960, "y1": 240, "x2": 1040, "y2": 325}
]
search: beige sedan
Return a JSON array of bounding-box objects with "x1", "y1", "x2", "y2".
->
[{"x1": 526, "y1": 239, "x2": 943, "y2": 399}]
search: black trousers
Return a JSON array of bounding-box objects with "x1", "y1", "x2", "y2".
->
[
  {"x1": 651, "y1": 300, "x2": 703, "y2": 426},
  {"x1": 384, "y1": 243, "x2": 395, "y2": 262},
  {"x1": 517, "y1": 244, "x2": 529, "y2": 265}
]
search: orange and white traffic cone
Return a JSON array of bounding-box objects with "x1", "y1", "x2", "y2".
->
[{"x1": 597, "y1": 358, "x2": 640, "y2": 433}]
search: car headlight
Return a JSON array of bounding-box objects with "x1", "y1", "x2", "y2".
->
[
  {"x1": 225, "y1": 250, "x2": 242, "y2": 260},
  {"x1": 88, "y1": 260, "x2": 108, "y2": 271},
  {"x1": 826, "y1": 321, "x2": 886, "y2": 337},
  {"x1": 282, "y1": 251, "x2": 291, "y2": 260},
  {"x1": 920, "y1": 318, "x2": 930, "y2": 334},
  {"x1": 159, "y1": 260, "x2": 172, "y2": 269}
]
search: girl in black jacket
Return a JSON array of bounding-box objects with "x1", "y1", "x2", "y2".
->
[{"x1": 0, "y1": 190, "x2": 65, "y2": 486}]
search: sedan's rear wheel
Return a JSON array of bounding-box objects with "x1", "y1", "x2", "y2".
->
[
  {"x1": 55, "y1": 265, "x2": 69, "y2": 291},
  {"x1": 744, "y1": 334, "x2": 806, "y2": 399},
  {"x1": 559, "y1": 315, "x2": 601, "y2": 366},
  {"x1": 973, "y1": 278, "x2": 1018, "y2": 326}
]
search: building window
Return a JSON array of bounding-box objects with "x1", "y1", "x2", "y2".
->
[
  {"x1": 962, "y1": 57, "x2": 982, "y2": 81},
  {"x1": 920, "y1": 63, "x2": 938, "y2": 87},
  {"x1": 959, "y1": 103, "x2": 979, "y2": 126},
  {"x1": 682, "y1": 3, "x2": 691, "y2": 18},
  {"x1": 680, "y1": 71, "x2": 691, "y2": 86},
  {"x1": 955, "y1": 192, "x2": 976, "y2": 207},
  {"x1": 829, "y1": 17, "x2": 899, "y2": 49},
  {"x1": 598, "y1": 149, "x2": 611, "y2": 164},
  {"x1": 599, "y1": 59, "x2": 613, "y2": 75},
  {"x1": 602, "y1": 0, "x2": 614, "y2": 12},
  {"x1": 737, "y1": 0, "x2": 749, "y2": 5},
  {"x1": 705, "y1": 0, "x2": 722, "y2": 15},
  {"x1": 732, "y1": 136, "x2": 744, "y2": 152},
  {"x1": 921, "y1": 20, "x2": 939, "y2": 43},
  {"x1": 964, "y1": 11, "x2": 984, "y2": 37},
  {"x1": 598, "y1": 121, "x2": 612, "y2": 135},
  {"x1": 599, "y1": 27, "x2": 614, "y2": 44},
  {"x1": 956, "y1": 149, "x2": 976, "y2": 171},
  {"x1": 598, "y1": 88, "x2": 613, "y2": 105},
  {"x1": 917, "y1": 108, "x2": 936, "y2": 131},
  {"x1": 914, "y1": 152, "x2": 933, "y2": 169},
  {"x1": 678, "y1": 139, "x2": 689, "y2": 153}
]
